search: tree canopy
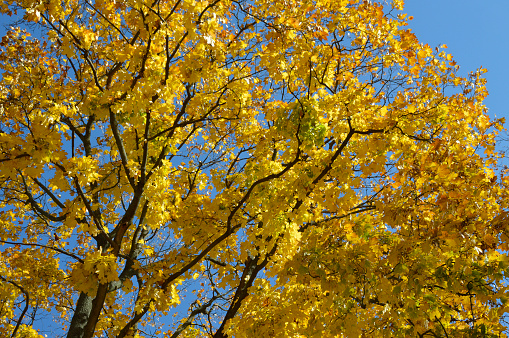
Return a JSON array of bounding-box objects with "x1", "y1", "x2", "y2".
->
[{"x1": 0, "y1": 0, "x2": 507, "y2": 337}]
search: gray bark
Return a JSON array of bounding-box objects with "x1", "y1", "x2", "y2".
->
[{"x1": 66, "y1": 292, "x2": 93, "y2": 338}]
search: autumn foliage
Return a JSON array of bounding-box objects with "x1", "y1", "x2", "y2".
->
[{"x1": 0, "y1": 0, "x2": 508, "y2": 337}]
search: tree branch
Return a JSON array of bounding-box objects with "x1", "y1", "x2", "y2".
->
[{"x1": 0, "y1": 275, "x2": 30, "y2": 338}]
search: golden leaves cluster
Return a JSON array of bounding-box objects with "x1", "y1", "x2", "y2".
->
[{"x1": 0, "y1": 0, "x2": 506, "y2": 337}]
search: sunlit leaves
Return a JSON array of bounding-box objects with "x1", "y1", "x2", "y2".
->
[{"x1": 0, "y1": 0, "x2": 506, "y2": 337}]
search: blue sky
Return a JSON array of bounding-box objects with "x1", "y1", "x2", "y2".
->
[{"x1": 404, "y1": 0, "x2": 509, "y2": 125}]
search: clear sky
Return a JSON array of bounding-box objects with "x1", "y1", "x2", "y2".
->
[{"x1": 403, "y1": 0, "x2": 509, "y2": 125}]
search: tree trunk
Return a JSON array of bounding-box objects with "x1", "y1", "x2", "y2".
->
[{"x1": 66, "y1": 292, "x2": 93, "y2": 338}]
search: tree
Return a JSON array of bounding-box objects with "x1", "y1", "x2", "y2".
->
[{"x1": 0, "y1": 0, "x2": 507, "y2": 336}]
